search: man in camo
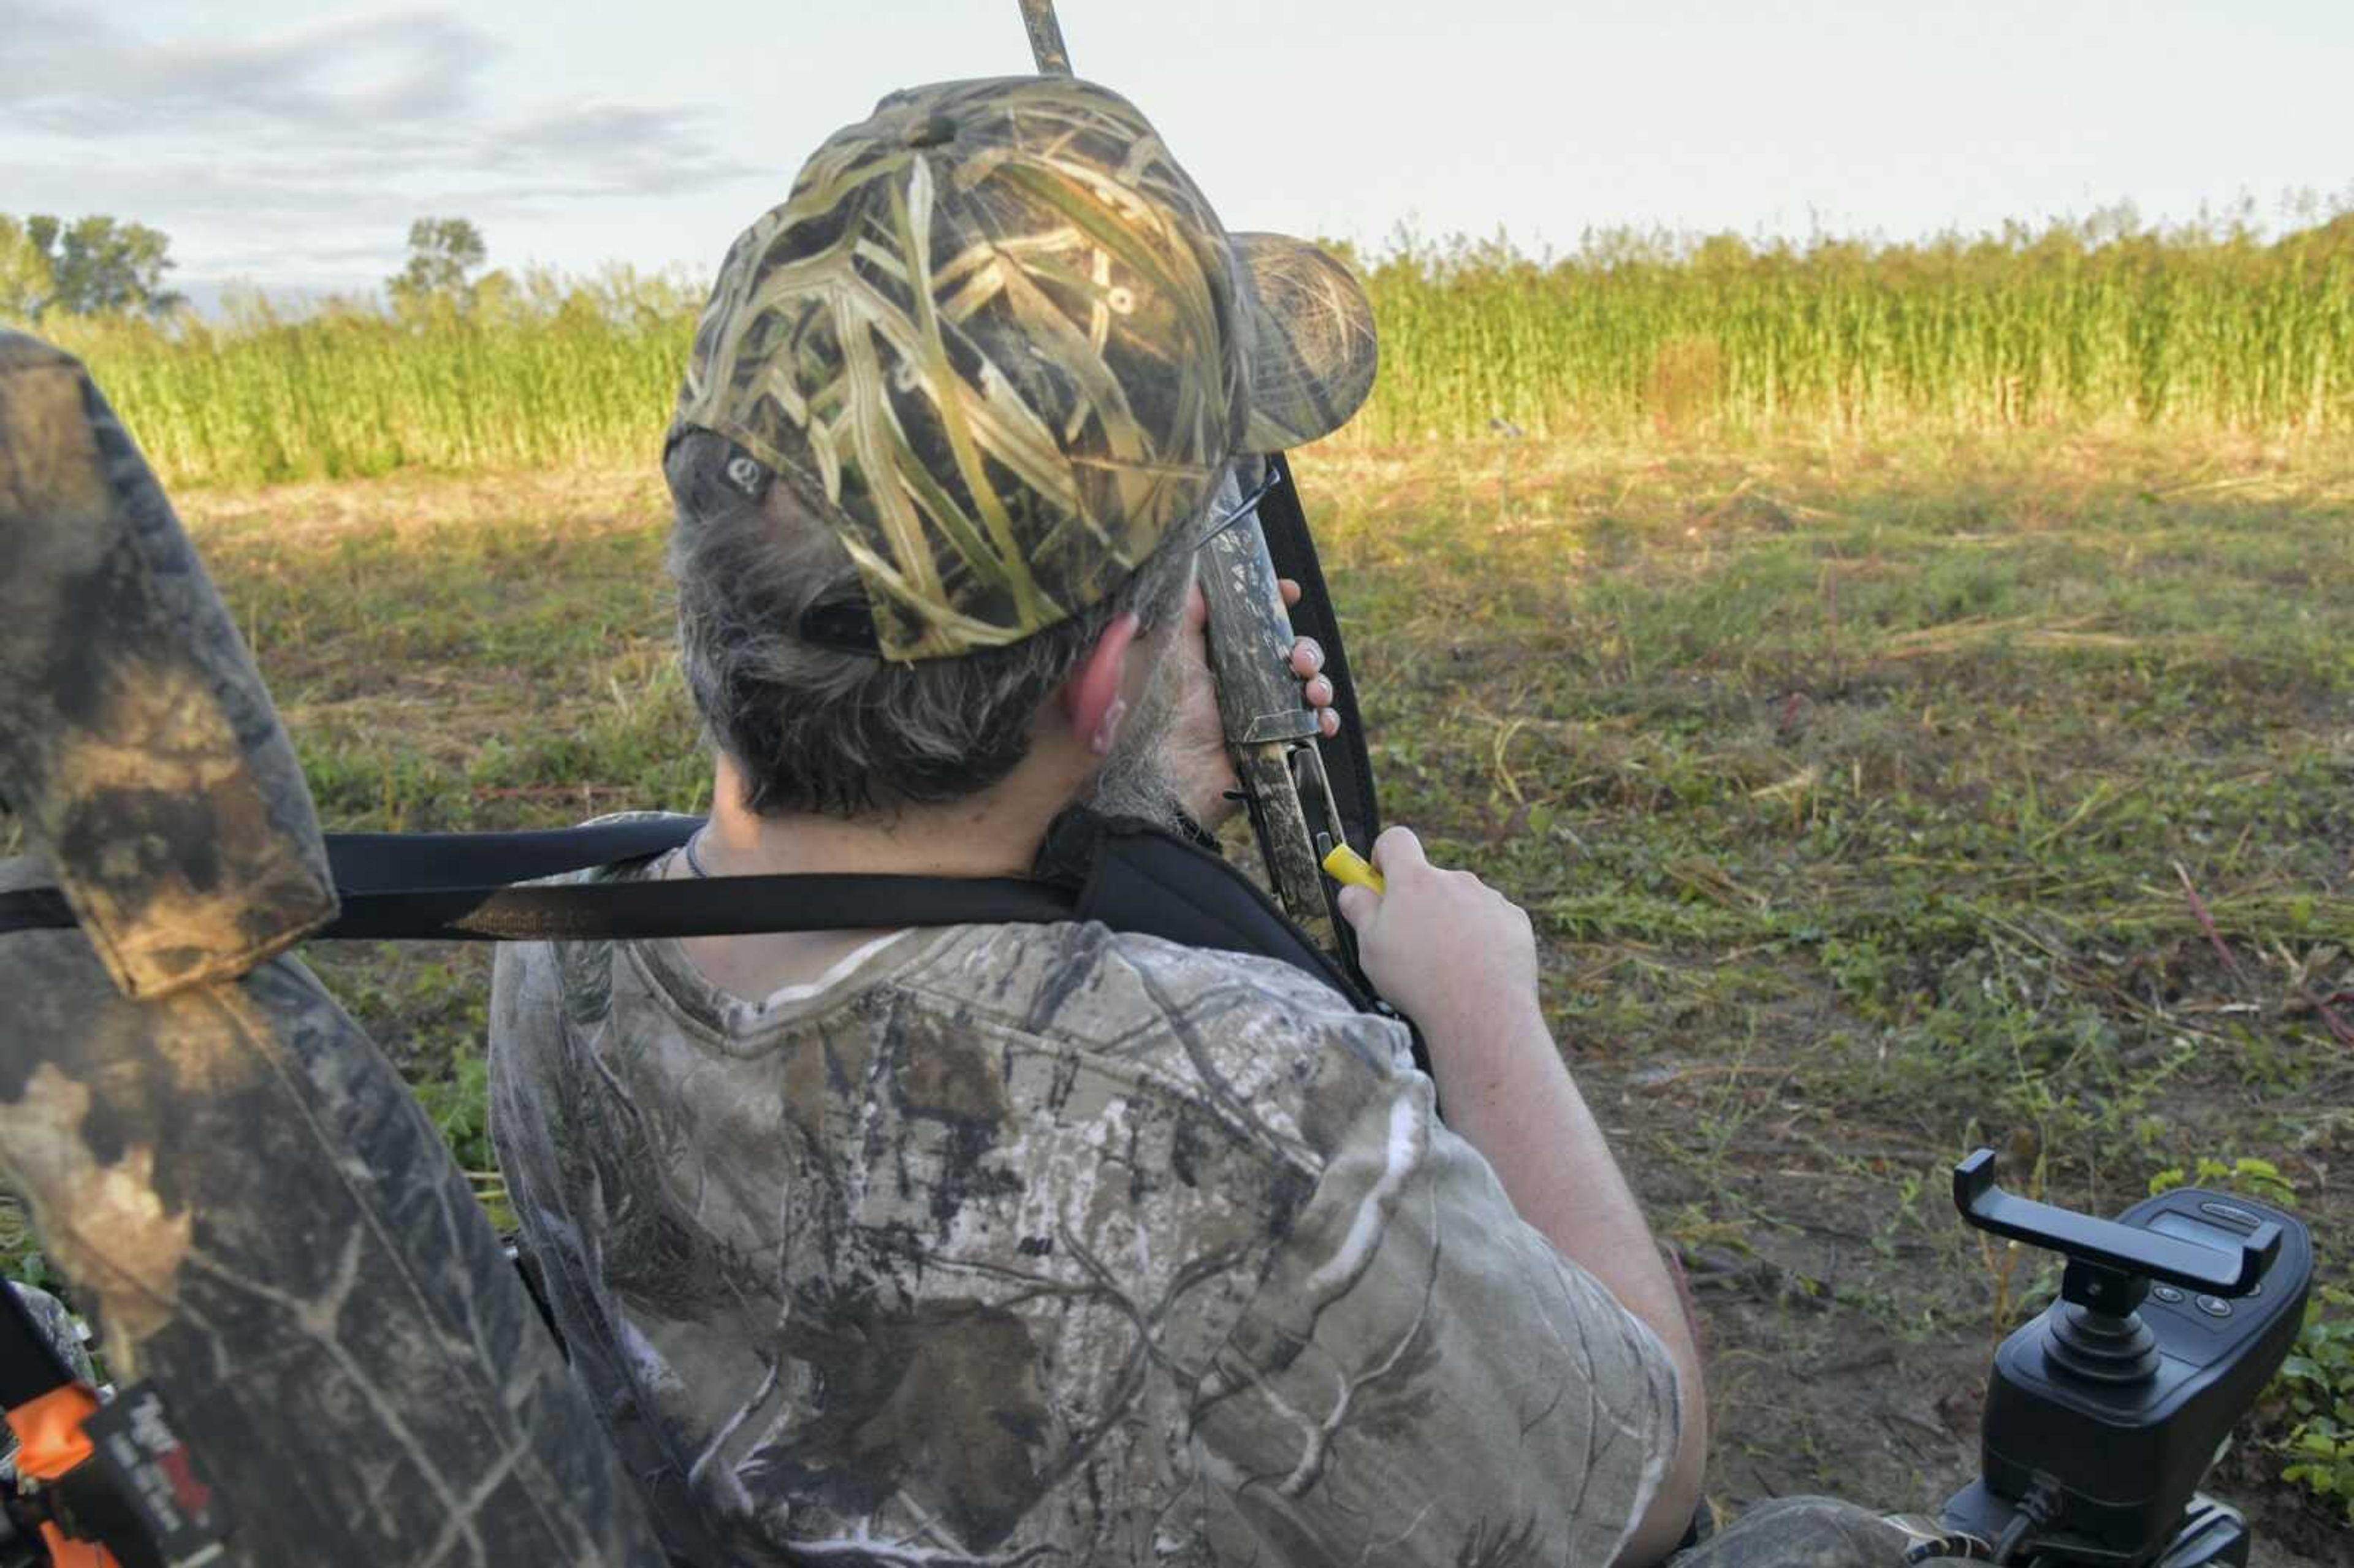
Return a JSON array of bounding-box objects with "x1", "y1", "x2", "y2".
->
[{"x1": 489, "y1": 75, "x2": 1915, "y2": 1567}]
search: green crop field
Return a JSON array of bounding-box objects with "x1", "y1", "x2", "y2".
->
[
  {"x1": 37, "y1": 216, "x2": 2354, "y2": 489},
  {"x1": 6, "y1": 226, "x2": 2354, "y2": 1556}
]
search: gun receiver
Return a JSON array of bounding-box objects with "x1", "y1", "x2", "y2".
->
[{"x1": 1195, "y1": 463, "x2": 1354, "y2": 948}]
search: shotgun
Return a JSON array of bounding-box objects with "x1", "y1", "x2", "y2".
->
[{"x1": 1016, "y1": 0, "x2": 1372, "y2": 957}]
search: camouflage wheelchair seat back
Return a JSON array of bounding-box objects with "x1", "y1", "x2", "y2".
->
[{"x1": 0, "y1": 332, "x2": 674, "y2": 1567}]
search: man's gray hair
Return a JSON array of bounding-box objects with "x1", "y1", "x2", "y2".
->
[{"x1": 666, "y1": 430, "x2": 1194, "y2": 818}]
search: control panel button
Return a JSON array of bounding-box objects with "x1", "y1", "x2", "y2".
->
[
  {"x1": 2150, "y1": 1285, "x2": 2185, "y2": 1304},
  {"x1": 2195, "y1": 1295, "x2": 2233, "y2": 1319}
]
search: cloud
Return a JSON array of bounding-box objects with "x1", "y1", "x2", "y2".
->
[
  {"x1": 0, "y1": 3, "x2": 758, "y2": 281},
  {"x1": 481, "y1": 102, "x2": 759, "y2": 196},
  {"x1": 1, "y1": 5, "x2": 493, "y2": 137}
]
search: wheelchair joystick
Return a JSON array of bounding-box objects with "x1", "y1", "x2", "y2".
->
[{"x1": 1935, "y1": 1151, "x2": 2310, "y2": 1567}]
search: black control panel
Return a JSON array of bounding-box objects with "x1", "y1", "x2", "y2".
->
[
  {"x1": 1941, "y1": 1153, "x2": 2314, "y2": 1566},
  {"x1": 2136, "y1": 1201, "x2": 2298, "y2": 1339}
]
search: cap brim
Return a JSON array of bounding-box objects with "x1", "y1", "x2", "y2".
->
[{"x1": 1231, "y1": 233, "x2": 1379, "y2": 452}]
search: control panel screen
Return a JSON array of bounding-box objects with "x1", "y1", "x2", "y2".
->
[{"x1": 2148, "y1": 1211, "x2": 2251, "y2": 1254}]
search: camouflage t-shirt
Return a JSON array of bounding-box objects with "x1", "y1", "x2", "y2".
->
[{"x1": 487, "y1": 844, "x2": 1683, "y2": 1567}]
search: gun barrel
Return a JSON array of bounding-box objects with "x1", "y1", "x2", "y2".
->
[{"x1": 1019, "y1": 0, "x2": 1073, "y2": 74}]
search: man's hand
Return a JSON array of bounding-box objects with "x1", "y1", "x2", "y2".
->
[
  {"x1": 1278, "y1": 579, "x2": 1343, "y2": 742},
  {"x1": 1161, "y1": 576, "x2": 1338, "y2": 831},
  {"x1": 1331, "y1": 826, "x2": 1541, "y2": 1040}
]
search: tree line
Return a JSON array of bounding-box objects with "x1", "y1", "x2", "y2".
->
[
  {"x1": 1, "y1": 216, "x2": 182, "y2": 321},
  {"x1": 0, "y1": 215, "x2": 498, "y2": 324}
]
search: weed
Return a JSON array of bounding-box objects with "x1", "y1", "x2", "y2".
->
[
  {"x1": 2149, "y1": 1155, "x2": 2299, "y2": 1210},
  {"x1": 0, "y1": 1199, "x2": 45, "y2": 1293},
  {"x1": 2279, "y1": 1286, "x2": 2354, "y2": 1524},
  {"x1": 414, "y1": 1051, "x2": 493, "y2": 1176}
]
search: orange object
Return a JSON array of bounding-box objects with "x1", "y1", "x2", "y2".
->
[
  {"x1": 7, "y1": 1383, "x2": 123, "y2": 1567},
  {"x1": 5, "y1": 1382, "x2": 98, "y2": 1482},
  {"x1": 38, "y1": 1521, "x2": 115, "y2": 1568}
]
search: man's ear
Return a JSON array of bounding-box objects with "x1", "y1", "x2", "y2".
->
[{"x1": 1061, "y1": 611, "x2": 1142, "y2": 755}]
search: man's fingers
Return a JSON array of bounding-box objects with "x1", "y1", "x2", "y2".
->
[
  {"x1": 1289, "y1": 637, "x2": 1324, "y2": 677},
  {"x1": 1334, "y1": 881, "x2": 1377, "y2": 929},
  {"x1": 1305, "y1": 674, "x2": 1334, "y2": 707},
  {"x1": 1279, "y1": 577, "x2": 1302, "y2": 607},
  {"x1": 1369, "y1": 825, "x2": 1426, "y2": 877},
  {"x1": 1317, "y1": 708, "x2": 1340, "y2": 739}
]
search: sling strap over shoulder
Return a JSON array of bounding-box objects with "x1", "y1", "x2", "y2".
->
[{"x1": 1, "y1": 809, "x2": 1398, "y2": 1033}]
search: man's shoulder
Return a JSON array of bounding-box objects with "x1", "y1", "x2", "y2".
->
[
  {"x1": 901, "y1": 922, "x2": 1414, "y2": 1157},
  {"x1": 912, "y1": 919, "x2": 1399, "y2": 1054},
  {"x1": 486, "y1": 812, "x2": 691, "y2": 1045},
  {"x1": 484, "y1": 810, "x2": 1415, "y2": 1116},
  {"x1": 487, "y1": 810, "x2": 691, "y2": 921}
]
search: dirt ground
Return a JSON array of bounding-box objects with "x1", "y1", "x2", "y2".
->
[
  {"x1": 1606, "y1": 1053, "x2": 2345, "y2": 1567},
  {"x1": 10, "y1": 433, "x2": 2350, "y2": 1561}
]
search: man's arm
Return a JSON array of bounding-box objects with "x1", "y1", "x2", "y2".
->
[
  {"x1": 1337, "y1": 827, "x2": 1710, "y2": 1566},
  {"x1": 1184, "y1": 984, "x2": 1684, "y2": 1568}
]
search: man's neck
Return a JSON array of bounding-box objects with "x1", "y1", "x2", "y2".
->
[{"x1": 695, "y1": 754, "x2": 1073, "y2": 882}]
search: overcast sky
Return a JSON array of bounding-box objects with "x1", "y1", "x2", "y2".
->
[{"x1": 6, "y1": 0, "x2": 2350, "y2": 304}]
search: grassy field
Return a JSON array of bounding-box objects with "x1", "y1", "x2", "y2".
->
[
  {"x1": 35, "y1": 215, "x2": 2354, "y2": 487},
  {"x1": 7, "y1": 423, "x2": 2345, "y2": 1551}
]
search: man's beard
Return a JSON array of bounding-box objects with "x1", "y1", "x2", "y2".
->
[{"x1": 1084, "y1": 606, "x2": 1197, "y2": 837}]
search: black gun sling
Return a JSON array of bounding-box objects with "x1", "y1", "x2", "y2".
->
[
  {"x1": 0, "y1": 810, "x2": 1390, "y2": 1024},
  {"x1": 1256, "y1": 453, "x2": 1381, "y2": 857}
]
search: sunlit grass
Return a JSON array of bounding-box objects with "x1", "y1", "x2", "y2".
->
[{"x1": 5, "y1": 427, "x2": 2350, "y2": 1532}]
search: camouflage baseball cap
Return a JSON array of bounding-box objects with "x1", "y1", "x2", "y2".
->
[{"x1": 669, "y1": 74, "x2": 1379, "y2": 663}]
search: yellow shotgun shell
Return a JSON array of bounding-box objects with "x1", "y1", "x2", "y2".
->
[{"x1": 1320, "y1": 843, "x2": 1387, "y2": 894}]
